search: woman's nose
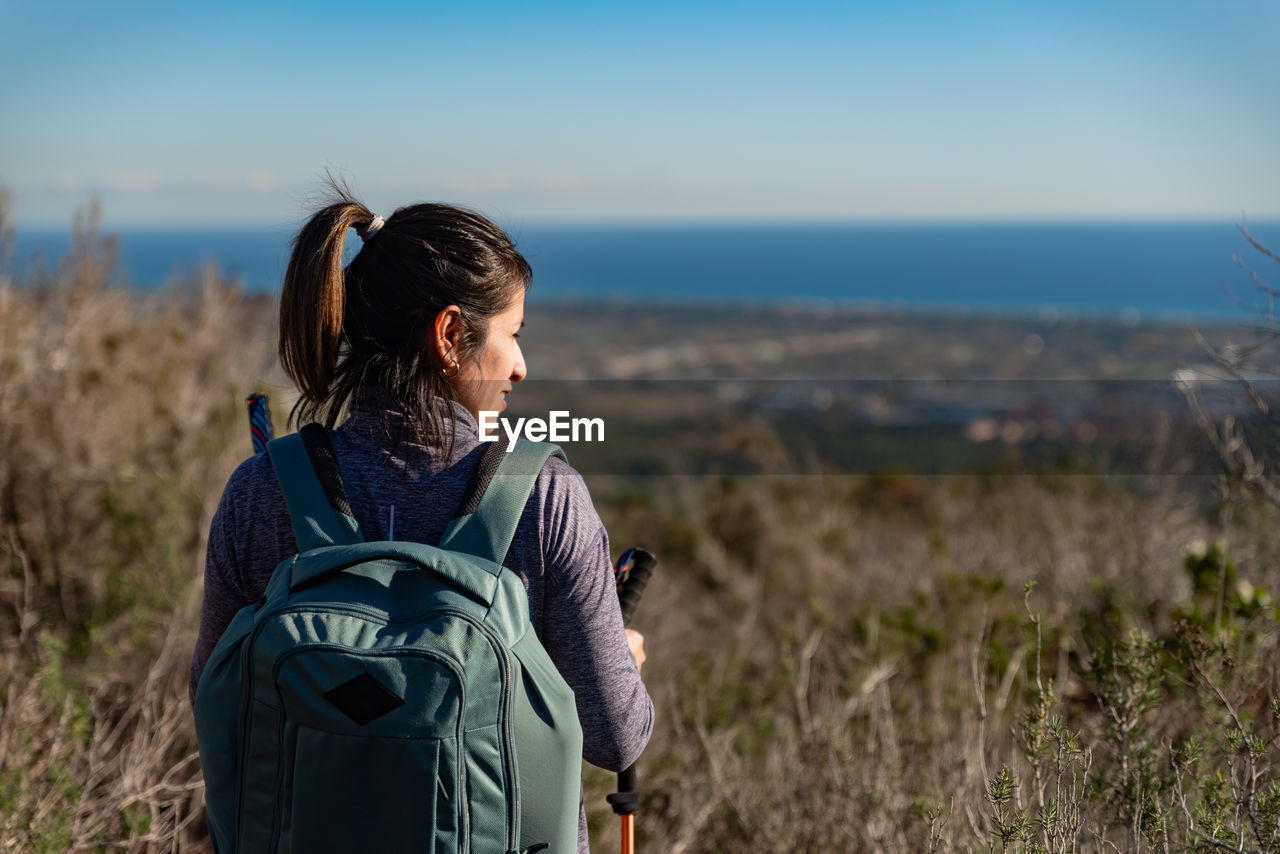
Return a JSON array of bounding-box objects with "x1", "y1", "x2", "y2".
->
[{"x1": 511, "y1": 343, "x2": 527, "y2": 382}]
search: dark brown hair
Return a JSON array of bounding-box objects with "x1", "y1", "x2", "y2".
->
[{"x1": 279, "y1": 180, "x2": 530, "y2": 450}]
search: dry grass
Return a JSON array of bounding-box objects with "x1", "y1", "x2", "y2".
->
[
  {"x1": 1, "y1": 207, "x2": 275, "y2": 851},
  {"x1": 588, "y1": 471, "x2": 1280, "y2": 853}
]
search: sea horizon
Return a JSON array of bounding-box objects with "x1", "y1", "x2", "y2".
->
[{"x1": 9, "y1": 220, "x2": 1280, "y2": 323}]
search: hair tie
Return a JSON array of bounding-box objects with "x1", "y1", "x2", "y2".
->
[{"x1": 359, "y1": 214, "x2": 385, "y2": 242}]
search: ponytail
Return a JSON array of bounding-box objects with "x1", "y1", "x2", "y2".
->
[
  {"x1": 279, "y1": 195, "x2": 378, "y2": 418},
  {"x1": 278, "y1": 178, "x2": 531, "y2": 446}
]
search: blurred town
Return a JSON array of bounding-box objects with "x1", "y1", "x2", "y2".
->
[{"x1": 514, "y1": 300, "x2": 1270, "y2": 479}]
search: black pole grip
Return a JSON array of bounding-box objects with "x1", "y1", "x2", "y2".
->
[
  {"x1": 618, "y1": 548, "x2": 656, "y2": 627},
  {"x1": 607, "y1": 765, "x2": 639, "y2": 815},
  {"x1": 610, "y1": 547, "x2": 656, "y2": 818}
]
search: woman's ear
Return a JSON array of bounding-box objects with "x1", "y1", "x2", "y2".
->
[{"x1": 431, "y1": 305, "x2": 463, "y2": 361}]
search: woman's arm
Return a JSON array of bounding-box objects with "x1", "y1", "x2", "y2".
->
[
  {"x1": 536, "y1": 463, "x2": 654, "y2": 772},
  {"x1": 545, "y1": 524, "x2": 654, "y2": 771}
]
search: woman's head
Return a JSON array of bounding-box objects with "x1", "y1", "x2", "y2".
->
[{"x1": 279, "y1": 180, "x2": 530, "y2": 445}]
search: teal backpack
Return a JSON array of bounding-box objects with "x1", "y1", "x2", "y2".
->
[{"x1": 194, "y1": 425, "x2": 584, "y2": 853}]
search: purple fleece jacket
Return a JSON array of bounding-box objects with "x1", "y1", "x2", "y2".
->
[{"x1": 190, "y1": 389, "x2": 653, "y2": 853}]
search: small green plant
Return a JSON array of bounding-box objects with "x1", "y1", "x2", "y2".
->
[
  {"x1": 1178, "y1": 538, "x2": 1275, "y2": 639},
  {"x1": 986, "y1": 543, "x2": 1280, "y2": 853},
  {"x1": 1093, "y1": 627, "x2": 1164, "y2": 845},
  {"x1": 987, "y1": 764, "x2": 1037, "y2": 852},
  {"x1": 1005, "y1": 585, "x2": 1090, "y2": 854}
]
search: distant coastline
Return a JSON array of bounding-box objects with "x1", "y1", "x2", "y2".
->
[{"x1": 10, "y1": 221, "x2": 1279, "y2": 322}]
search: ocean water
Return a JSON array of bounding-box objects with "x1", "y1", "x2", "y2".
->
[{"x1": 11, "y1": 221, "x2": 1280, "y2": 320}]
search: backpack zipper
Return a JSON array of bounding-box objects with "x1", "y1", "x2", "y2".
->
[
  {"x1": 399, "y1": 605, "x2": 521, "y2": 853},
  {"x1": 445, "y1": 610, "x2": 521, "y2": 853}
]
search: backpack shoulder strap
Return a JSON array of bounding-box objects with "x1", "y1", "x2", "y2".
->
[
  {"x1": 267, "y1": 424, "x2": 364, "y2": 551},
  {"x1": 438, "y1": 439, "x2": 565, "y2": 565}
]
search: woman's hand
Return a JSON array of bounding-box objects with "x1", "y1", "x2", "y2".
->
[{"x1": 625, "y1": 629, "x2": 646, "y2": 673}]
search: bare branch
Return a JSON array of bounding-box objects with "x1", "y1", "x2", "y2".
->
[{"x1": 1239, "y1": 222, "x2": 1280, "y2": 267}]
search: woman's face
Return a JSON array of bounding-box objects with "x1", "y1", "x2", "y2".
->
[{"x1": 453, "y1": 291, "x2": 527, "y2": 419}]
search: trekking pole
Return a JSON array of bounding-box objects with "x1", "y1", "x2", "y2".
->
[
  {"x1": 606, "y1": 547, "x2": 657, "y2": 854},
  {"x1": 246, "y1": 393, "x2": 273, "y2": 454}
]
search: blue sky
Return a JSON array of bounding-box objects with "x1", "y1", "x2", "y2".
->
[{"x1": 2, "y1": 0, "x2": 1277, "y2": 226}]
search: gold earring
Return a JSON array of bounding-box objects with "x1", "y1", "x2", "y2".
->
[{"x1": 441, "y1": 357, "x2": 460, "y2": 378}]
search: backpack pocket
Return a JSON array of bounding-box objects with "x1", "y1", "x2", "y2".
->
[
  {"x1": 265, "y1": 645, "x2": 467, "y2": 853},
  {"x1": 279, "y1": 726, "x2": 449, "y2": 853}
]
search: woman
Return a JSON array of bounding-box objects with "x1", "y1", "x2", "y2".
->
[{"x1": 190, "y1": 185, "x2": 652, "y2": 853}]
